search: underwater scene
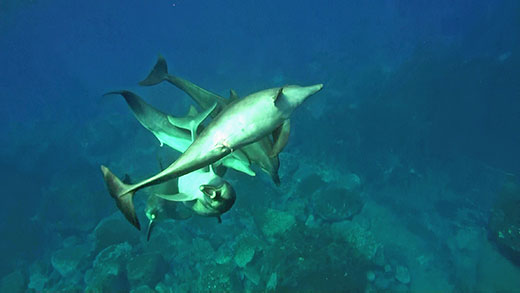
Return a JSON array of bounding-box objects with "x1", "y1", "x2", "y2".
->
[{"x1": 1, "y1": 0, "x2": 520, "y2": 292}]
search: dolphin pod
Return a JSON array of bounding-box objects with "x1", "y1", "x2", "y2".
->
[
  {"x1": 100, "y1": 56, "x2": 323, "y2": 230},
  {"x1": 139, "y1": 55, "x2": 281, "y2": 185}
]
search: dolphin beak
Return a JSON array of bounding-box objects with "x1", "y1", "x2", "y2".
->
[
  {"x1": 146, "y1": 220, "x2": 155, "y2": 241},
  {"x1": 306, "y1": 84, "x2": 324, "y2": 96}
]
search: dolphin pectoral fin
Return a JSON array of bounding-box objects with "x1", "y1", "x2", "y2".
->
[
  {"x1": 155, "y1": 192, "x2": 196, "y2": 202},
  {"x1": 221, "y1": 150, "x2": 256, "y2": 176},
  {"x1": 139, "y1": 54, "x2": 168, "y2": 86},
  {"x1": 167, "y1": 102, "x2": 217, "y2": 141},
  {"x1": 270, "y1": 119, "x2": 291, "y2": 158},
  {"x1": 146, "y1": 219, "x2": 155, "y2": 241},
  {"x1": 217, "y1": 216, "x2": 222, "y2": 223},
  {"x1": 100, "y1": 165, "x2": 140, "y2": 230}
]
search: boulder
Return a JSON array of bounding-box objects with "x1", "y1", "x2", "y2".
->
[
  {"x1": 0, "y1": 270, "x2": 26, "y2": 292},
  {"x1": 51, "y1": 244, "x2": 92, "y2": 278},
  {"x1": 261, "y1": 208, "x2": 296, "y2": 238},
  {"x1": 312, "y1": 184, "x2": 363, "y2": 222},
  {"x1": 488, "y1": 180, "x2": 520, "y2": 265},
  {"x1": 85, "y1": 242, "x2": 132, "y2": 292},
  {"x1": 93, "y1": 217, "x2": 140, "y2": 252},
  {"x1": 126, "y1": 253, "x2": 168, "y2": 288}
]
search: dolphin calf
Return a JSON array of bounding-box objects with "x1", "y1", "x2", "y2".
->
[
  {"x1": 104, "y1": 90, "x2": 255, "y2": 176},
  {"x1": 145, "y1": 183, "x2": 192, "y2": 241},
  {"x1": 139, "y1": 55, "x2": 281, "y2": 185},
  {"x1": 101, "y1": 82, "x2": 323, "y2": 229}
]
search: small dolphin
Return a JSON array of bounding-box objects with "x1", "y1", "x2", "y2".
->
[
  {"x1": 139, "y1": 55, "x2": 281, "y2": 184},
  {"x1": 155, "y1": 164, "x2": 236, "y2": 221},
  {"x1": 101, "y1": 82, "x2": 323, "y2": 229},
  {"x1": 145, "y1": 186, "x2": 192, "y2": 241},
  {"x1": 104, "y1": 90, "x2": 255, "y2": 176}
]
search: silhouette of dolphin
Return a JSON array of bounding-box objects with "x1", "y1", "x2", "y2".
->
[
  {"x1": 139, "y1": 55, "x2": 281, "y2": 184},
  {"x1": 101, "y1": 81, "x2": 322, "y2": 229}
]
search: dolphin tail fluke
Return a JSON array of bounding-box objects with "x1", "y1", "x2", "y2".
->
[
  {"x1": 139, "y1": 54, "x2": 168, "y2": 86},
  {"x1": 100, "y1": 165, "x2": 140, "y2": 230}
]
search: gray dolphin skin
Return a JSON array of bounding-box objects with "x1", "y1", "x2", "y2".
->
[
  {"x1": 139, "y1": 55, "x2": 281, "y2": 185},
  {"x1": 104, "y1": 90, "x2": 255, "y2": 176},
  {"x1": 101, "y1": 80, "x2": 323, "y2": 230}
]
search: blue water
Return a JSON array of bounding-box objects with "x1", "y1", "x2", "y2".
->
[{"x1": 1, "y1": 0, "x2": 519, "y2": 291}]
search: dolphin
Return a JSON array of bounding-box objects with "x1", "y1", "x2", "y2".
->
[
  {"x1": 101, "y1": 83, "x2": 323, "y2": 229},
  {"x1": 104, "y1": 90, "x2": 255, "y2": 176},
  {"x1": 139, "y1": 55, "x2": 281, "y2": 185},
  {"x1": 144, "y1": 182, "x2": 192, "y2": 241},
  {"x1": 155, "y1": 164, "x2": 236, "y2": 221}
]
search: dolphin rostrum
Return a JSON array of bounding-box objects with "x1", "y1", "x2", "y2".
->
[
  {"x1": 139, "y1": 55, "x2": 281, "y2": 185},
  {"x1": 101, "y1": 83, "x2": 323, "y2": 229}
]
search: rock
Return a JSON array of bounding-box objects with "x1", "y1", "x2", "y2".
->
[
  {"x1": 85, "y1": 242, "x2": 132, "y2": 292},
  {"x1": 51, "y1": 244, "x2": 92, "y2": 277},
  {"x1": 296, "y1": 174, "x2": 326, "y2": 198},
  {"x1": 197, "y1": 263, "x2": 238, "y2": 292},
  {"x1": 395, "y1": 265, "x2": 411, "y2": 284},
  {"x1": 366, "y1": 271, "x2": 376, "y2": 282},
  {"x1": 234, "y1": 240, "x2": 256, "y2": 268},
  {"x1": 0, "y1": 270, "x2": 26, "y2": 292},
  {"x1": 191, "y1": 237, "x2": 215, "y2": 263},
  {"x1": 243, "y1": 266, "x2": 260, "y2": 286},
  {"x1": 312, "y1": 184, "x2": 364, "y2": 222},
  {"x1": 28, "y1": 260, "x2": 50, "y2": 291},
  {"x1": 488, "y1": 180, "x2": 520, "y2": 265},
  {"x1": 126, "y1": 253, "x2": 168, "y2": 288},
  {"x1": 266, "y1": 272, "x2": 278, "y2": 292},
  {"x1": 330, "y1": 221, "x2": 380, "y2": 260},
  {"x1": 131, "y1": 285, "x2": 156, "y2": 293},
  {"x1": 261, "y1": 208, "x2": 296, "y2": 238},
  {"x1": 93, "y1": 217, "x2": 140, "y2": 252},
  {"x1": 215, "y1": 244, "x2": 233, "y2": 265}
]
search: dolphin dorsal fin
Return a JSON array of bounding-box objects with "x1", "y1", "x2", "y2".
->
[
  {"x1": 167, "y1": 102, "x2": 217, "y2": 141},
  {"x1": 273, "y1": 87, "x2": 284, "y2": 106},
  {"x1": 229, "y1": 89, "x2": 239, "y2": 103},
  {"x1": 187, "y1": 105, "x2": 199, "y2": 117}
]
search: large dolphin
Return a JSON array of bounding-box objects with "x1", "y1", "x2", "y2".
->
[
  {"x1": 101, "y1": 82, "x2": 323, "y2": 229},
  {"x1": 104, "y1": 90, "x2": 255, "y2": 176},
  {"x1": 139, "y1": 55, "x2": 281, "y2": 185}
]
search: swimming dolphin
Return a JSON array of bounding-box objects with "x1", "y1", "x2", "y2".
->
[
  {"x1": 104, "y1": 90, "x2": 255, "y2": 176},
  {"x1": 144, "y1": 182, "x2": 192, "y2": 241},
  {"x1": 101, "y1": 82, "x2": 323, "y2": 229},
  {"x1": 155, "y1": 164, "x2": 236, "y2": 220},
  {"x1": 139, "y1": 55, "x2": 281, "y2": 184}
]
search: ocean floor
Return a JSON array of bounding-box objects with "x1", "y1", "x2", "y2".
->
[{"x1": 1, "y1": 131, "x2": 519, "y2": 292}]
